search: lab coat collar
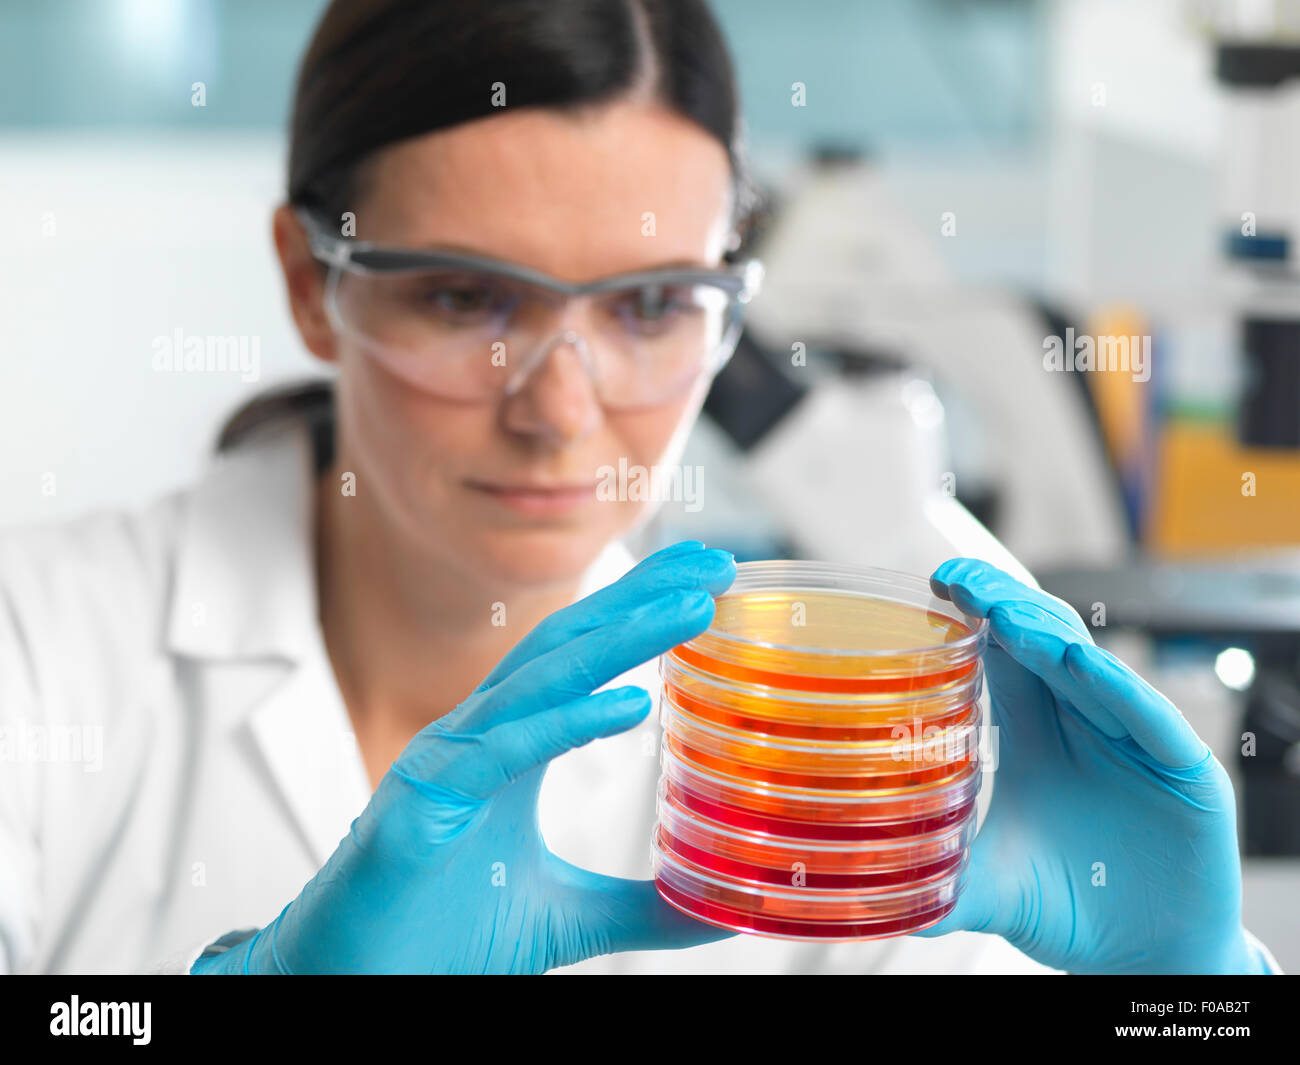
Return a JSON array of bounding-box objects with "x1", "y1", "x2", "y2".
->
[
  {"x1": 165, "y1": 420, "x2": 319, "y2": 662},
  {"x1": 164, "y1": 419, "x2": 368, "y2": 865}
]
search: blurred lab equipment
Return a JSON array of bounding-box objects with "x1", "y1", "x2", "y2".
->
[
  {"x1": 1037, "y1": 553, "x2": 1300, "y2": 855},
  {"x1": 694, "y1": 148, "x2": 1129, "y2": 574}
]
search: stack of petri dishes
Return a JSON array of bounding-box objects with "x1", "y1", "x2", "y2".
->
[{"x1": 651, "y1": 560, "x2": 988, "y2": 941}]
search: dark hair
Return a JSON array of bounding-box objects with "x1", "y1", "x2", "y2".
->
[{"x1": 219, "y1": 0, "x2": 758, "y2": 454}]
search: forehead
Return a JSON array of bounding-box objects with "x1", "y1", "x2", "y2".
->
[{"x1": 354, "y1": 99, "x2": 734, "y2": 278}]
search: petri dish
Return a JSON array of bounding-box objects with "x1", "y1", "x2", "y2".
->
[
  {"x1": 659, "y1": 693, "x2": 980, "y2": 780},
  {"x1": 670, "y1": 561, "x2": 986, "y2": 694},
  {"x1": 656, "y1": 779, "x2": 975, "y2": 887},
  {"x1": 662, "y1": 648, "x2": 983, "y2": 740},
  {"x1": 651, "y1": 560, "x2": 988, "y2": 941},
  {"x1": 660, "y1": 742, "x2": 982, "y2": 834},
  {"x1": 652, "y1": 832, "x2": 969, "y2": 940}
]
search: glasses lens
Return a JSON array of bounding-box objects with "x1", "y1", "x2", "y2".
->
[
  {"x1": 328, "y1": 268, "x2": 533, "y2": 399},
  {"x1": 588, "y1": 282, "x2": 732, "y2": 404},
  {"x1": 327, "y1": 266, "x2": 742, "y2": 405}
]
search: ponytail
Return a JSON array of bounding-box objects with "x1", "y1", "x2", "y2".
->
[{"x1": 215, "y1": 378, "x2": 336, "y2": 473}]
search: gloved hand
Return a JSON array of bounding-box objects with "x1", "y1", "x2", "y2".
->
[
  {"x1": 914, "y1": 558, "x2": 1271, "y2": 974},
  {"x1": 193, "y1": 540, "x2": 737, "y2": 974}
]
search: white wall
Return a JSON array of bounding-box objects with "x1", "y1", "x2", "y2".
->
[{"x1": 0, "y1": 131, "x2": 319, "y2": 528}]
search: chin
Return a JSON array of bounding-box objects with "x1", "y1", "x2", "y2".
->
[{"x1": 455, "y1": 521, "x2": 622, "y2": 589}]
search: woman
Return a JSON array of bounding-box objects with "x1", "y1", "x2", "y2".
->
[{"x1": 0, "y1": 0, "x2": 1279, "y2": 975}]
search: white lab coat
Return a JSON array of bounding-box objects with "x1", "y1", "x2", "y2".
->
[{"x1": 0, "y1": 416, "x2": 1276, "y2": 974}]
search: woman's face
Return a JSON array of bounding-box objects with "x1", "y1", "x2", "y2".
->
[{"x1": 288, "y1": 99, "x2": 735, "y2": 588}]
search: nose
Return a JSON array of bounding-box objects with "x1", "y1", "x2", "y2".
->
[{"x1": 499, "y1": 329, "x2": 604, "y2": 445}]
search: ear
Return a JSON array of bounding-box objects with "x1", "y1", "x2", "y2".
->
[{"x1": 272, "y1": 204, "x2": 339, "y2": 365}]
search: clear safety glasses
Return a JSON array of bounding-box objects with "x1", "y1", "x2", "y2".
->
[{"x1": 299, "y1": 209, "x2": 764, "y2": 409}]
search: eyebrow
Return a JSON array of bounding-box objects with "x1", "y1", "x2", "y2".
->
[{"x1": 404, "y1": 240, "x2": 719, "y2": 274}]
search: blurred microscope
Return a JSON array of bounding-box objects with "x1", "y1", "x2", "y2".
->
[{"x1": 666, "y1": 145, "x2": 1129, "y2": 582}]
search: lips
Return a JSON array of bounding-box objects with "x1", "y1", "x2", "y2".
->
[{"x1": 463, "y1": 478, "x2": 600, "y2": 517}]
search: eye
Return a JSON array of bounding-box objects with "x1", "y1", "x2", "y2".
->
[
  {"x1": 609, "y1": 285, "x2": 697, "y2": 332},
  {"x1": 435, "y1": 285, "x2": 489, "y2": 313},
  {"x1": 404, "y1": 274, "x2": 515, "y2": 323}
]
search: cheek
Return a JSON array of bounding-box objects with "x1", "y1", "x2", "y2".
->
[
  {"x1": 339, "y1": 345, "x2": 484, "y2": 507},
  {"x1": 595, "y1": 389, "x2": 706, "y2": 538},
  {"x1": 607, "y1": 381, "x2": 708, "y2": 483}
]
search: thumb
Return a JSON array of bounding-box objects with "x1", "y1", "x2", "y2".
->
[
  {"x1": 549, "y1": 857, "x2": 737, "y2": 958},
  {"x1": 909, "y1": 832, "x2": 1004, "y2": 940}
]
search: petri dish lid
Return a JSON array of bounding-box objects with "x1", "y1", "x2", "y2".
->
[
  {"x1": 673, "y1": 560, "x2": 986, "y2": 693},
  {"x1": 660, "y1": 738, "x2": 982, "y2": 811},
  {"x1": 653, "y1": 828, "x2": 970, "y2": 905},
  {"x1": 656, "y1": 776, "x2": 975, "y2": 855},
  {"x1": 660, "y1": 691, "x2": 981, "y2": 763}
]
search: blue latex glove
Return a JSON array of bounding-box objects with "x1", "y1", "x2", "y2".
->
[
  {"x1": 193, "y1": 540, "x2": 737, "y2": 974},
  {"x1": 915, "y1": 558, "x2": 1271, "y2": 974}
]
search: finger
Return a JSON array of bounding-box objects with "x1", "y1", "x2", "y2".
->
[
  {"x1": 987, "y1": 602, "x2": 1208, "y2": 763},
  {"x1": 908, "y1": 890, "x2": 985, "y2": 939},
  {"x1": 930, "y1": 558, "x2": 1093, "y2": 642},
  {"x1": 472, "y1": 541, "x2": 733, "y2": 694},
  {"x1": 401, "y1": 686, "x2": 654, "y2": 799},
  {"x1": 461, "y1": 584, "x2": 718, "y2": 731},
  {"x1": 981, "y1": 639, "x2": 1059, "y2": 738},
  {"x1": 987, "y1": 602, "x2": 1131, "y2": 741},
  {"x1": 1062, "y1": 638, "x2": 1210, "y2": 769}
]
